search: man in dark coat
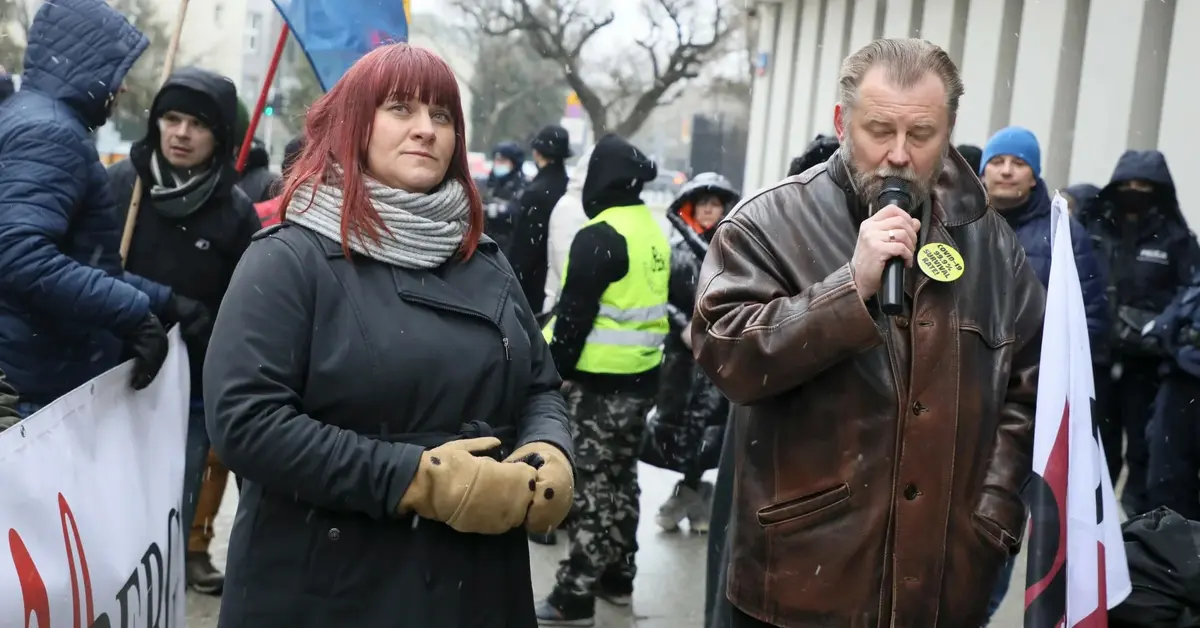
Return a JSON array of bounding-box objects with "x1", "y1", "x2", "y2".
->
[
  {"x1": 107, "y1": 66, "x2": 262, "y2": 595},
  {"x1": 1080, "y1": 149, "x2": 1200, "y2": 516},
  {"x1": 1145, "y1": 274, "x2": 1200, "y2": 521},
  {"x1": 510, "y1": 125, "x2": 572, "y2": 314},
  {"x1": 483, "y1": 141, "x2": 527, "y2": 254},
  {"x1": 0, "y1": 0, "x2": 170, "y2": 413},
  {"x1": 977, "y1": 126, "x2": 1110, "y2": 619}
]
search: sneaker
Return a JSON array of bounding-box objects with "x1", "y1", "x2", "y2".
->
[
  {"x1": 535, "y1": 590, "x2": 595, "y2": 626},
  {"x1": 655, "y1": 482, "x2": 699, "y2": 532},
  {"x1": 529, "y1": 530, "x2": 558, "y2": 545},
  {"x1": 185, "y1": 551, "x2": 224, "y2": 595},
  {"x1": 687, "y1": 481, "x2": 714, "y2": 534},
  {"x1": 596, "y1": 570, "x2": 633, "y2": 606}
]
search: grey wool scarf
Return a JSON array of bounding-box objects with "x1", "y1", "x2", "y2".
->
[{"x1": 287, "y1": 177, "x2": 470, "y2": 269}]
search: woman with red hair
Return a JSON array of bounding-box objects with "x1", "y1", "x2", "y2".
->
[{"x1": 202, "y1": 44, "x2": 575, "y2": 627}]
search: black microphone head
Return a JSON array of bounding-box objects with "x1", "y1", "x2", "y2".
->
[{"x1": 878, "y1": 176, "x2": 913, "y2": 212}]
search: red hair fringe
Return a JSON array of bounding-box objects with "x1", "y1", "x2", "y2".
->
[{"x1": 277, "y1": 43, "x2": 484, "y2": 260}]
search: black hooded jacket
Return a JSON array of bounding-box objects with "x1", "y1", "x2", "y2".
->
[
  {"x1": 549, "y1": 133, "x2": 659, "y2": 394},
  {"x1": 238, "y1": 139, "x2": 280, "y2": 203},
  {"x1": 107, "y1": 67, "x2": 262, "y2": 395},
  {"x1": 1080, "y1": 151, "x2": 1200, "y2": 340}
]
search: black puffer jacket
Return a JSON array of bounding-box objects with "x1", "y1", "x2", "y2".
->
[
  {"x1": 238, "y1": 139, "x2": 280, "y2": 202},
  {"x1": 645, "y1": 173, "x2": 740, "y2": 473}
]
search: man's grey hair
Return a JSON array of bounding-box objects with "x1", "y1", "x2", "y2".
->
[{"x1": 838, "y1": 38, "x2": 964, "y2": 122}]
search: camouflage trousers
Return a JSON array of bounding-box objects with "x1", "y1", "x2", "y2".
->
[{"x1": 554, "y1": 385, "x2": 654, "y2": 597}]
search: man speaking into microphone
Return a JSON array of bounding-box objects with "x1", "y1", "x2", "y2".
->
[{"x1": 692, "y1": 39, "x2": 1046, "y2": 627}]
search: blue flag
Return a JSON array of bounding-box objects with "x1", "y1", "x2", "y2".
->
[{"x1": 271, "y1": 0, "x2": 408, "y2": 91}]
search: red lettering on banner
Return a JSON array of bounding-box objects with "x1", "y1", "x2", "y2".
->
[
  {"x1": 59, "y1": 493, "x2": 98, "y2": 627},
  {"x1": 7, "y1": 493, "x2": 99, "y2": 628},
  {"x1": 8, "y1": 528, "x2": 49, "y2": 628}
]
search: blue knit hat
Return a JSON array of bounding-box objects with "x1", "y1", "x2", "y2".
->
[{"x1": 980, "y1": 126, "x2": 1041, "y2": 178}]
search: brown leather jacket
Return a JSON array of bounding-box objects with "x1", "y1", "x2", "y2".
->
[{"x1": 692, "y1": 150, "x2": 1046, "y2": 627}]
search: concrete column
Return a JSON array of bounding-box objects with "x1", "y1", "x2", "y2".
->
[
  {"x1": 1069, "y1": 0, "x2": 1175, "y2": 186},
  {"x1": 1157, "y1": 0, "x2": 1199, "y2": 227},
  {"x1": 846, "y1": 0, "x2": 885, "y2": 53},
  {"x1": 742, "y1": 2, "x2": 782, "y2": 192},
  {"x1": 809, "y1": 0, "x2": 853, "y2": 138},
  {"x1": 784, "y1": 0, "x2": 828, "y2": 160},
  {"x1": 1008, "y1": 0, "x2": 1088, "y2": 188},
  {"x1": 955, "y1": 0, "x2": 1023, "y2": 145},
  {"x1": 760, "y1": 0, "x2": 804, "y2": 186},
  {"x1": 917, "y1": 0, "x2": 969, "y2": 67},
  {"x1": 881, "y1": 0, "x2": 923, "y2": 38}
]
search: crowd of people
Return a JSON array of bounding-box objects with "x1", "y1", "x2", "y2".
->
[{"x1": 1, "y1": 1, "x2": 1198, "y2": 626}]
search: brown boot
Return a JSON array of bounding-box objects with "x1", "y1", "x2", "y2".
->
[{"x1": 187, "y1": 449, "x2": 228, "y2": 595}]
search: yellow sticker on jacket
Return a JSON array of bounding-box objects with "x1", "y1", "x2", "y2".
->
[{"x1": 917, "y1": 243, "x2": 965, "y2": 282}]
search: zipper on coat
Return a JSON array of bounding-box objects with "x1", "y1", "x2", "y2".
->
[{"x1": 502, "y1": 336, "x2": 511, "y2": 361}]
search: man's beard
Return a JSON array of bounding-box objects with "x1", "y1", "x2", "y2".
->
[{"x1": 842, "y1": 135, "x2": 946, "y2": 214}]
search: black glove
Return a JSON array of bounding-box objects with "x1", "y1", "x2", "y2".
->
[
  {"x1": 163, "y1": 294, "x2": 214, "y2": 345},
  {"x1": 123, "y1": 313, "x2": 169, "y2": 390}
]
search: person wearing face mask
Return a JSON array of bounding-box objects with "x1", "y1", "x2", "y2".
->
[
  {"x1": 107, "y1": 66, "x2": 262, "y2": 594},
  {"x1": 202, "y1": 44, "x2": 573, "y2": 628},
  {"x1": 510, "y1": 125, "x2": 572, "y2": 313},
  {"x1": 645, "y1": 172, "x2": 740, "y2": 535},
  {"x1": 537, "y1": 133, "x2": 668, "y2": 625},
  {"x1": 483, "y1": 140, "x2": 528, "y2": 255},
  {"x1": 977, "y1": 126, "x2": 1110, "y2": 621},
  {"x1": 1079, "y1": 150, "x2": 1200, "y2": 517}
]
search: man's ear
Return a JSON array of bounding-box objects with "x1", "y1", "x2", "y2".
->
[{"x1": 834, "y1": 104, "x2": 847, "y2": 141}]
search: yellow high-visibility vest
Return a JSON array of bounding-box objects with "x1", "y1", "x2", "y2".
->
[{"x1": 543, "y1": 204, "x2": 670, "y2": 375}]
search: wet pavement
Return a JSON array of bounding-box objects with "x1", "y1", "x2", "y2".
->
[{"x1": 186, "y1": 464, "x2": 1029, "y2": 627}]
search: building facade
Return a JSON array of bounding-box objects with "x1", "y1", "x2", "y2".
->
[{"x1": 743, "y1": 0, "x2": 1200, "y2": 226}]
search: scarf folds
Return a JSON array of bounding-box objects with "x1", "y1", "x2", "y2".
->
[
  {"x1": 286, "y1": 176, "x2": 470, "y2": 269},
  {"x1": 148, "y1": 151, "x2": 222, "y2": 219}
]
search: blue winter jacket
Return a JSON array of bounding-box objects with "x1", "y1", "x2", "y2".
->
[
  {"x1": 1001, "y1": 179, "x2": 1110, "y2": 352},
  {"x1": 0, "y1": 0, "x2": 171, "y2": 405}
]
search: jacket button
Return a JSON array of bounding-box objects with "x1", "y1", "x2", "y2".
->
[
  {"x1": 896, "y1": 316, "x2": 909, "y2": 328},
  {"x1": 911, "y1": 401, "x2": 927, "y2": 415},
  {"x1": 903, "y1": 484, "x2": 919, "y2": 500},
  {"x1": 328, "y1": 527, "x2": 341, "y2": 541}
]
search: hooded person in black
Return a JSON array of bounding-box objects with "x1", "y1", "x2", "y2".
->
[
  {"x1": 538, "y1": 133, "x2": 667, "y2": 625},
  {"x1": 510, "y1": 124, "x2": 572, "y2": 313},
  {"x1": 1080, "y1": 150, "x2": 1200, "y2": 516},
  {"x1": 645, "y1": 172, "x2": 740, "y2": 535},
  {"x1": 107, "y1": 66, "x2": 261, "y2": 595}
]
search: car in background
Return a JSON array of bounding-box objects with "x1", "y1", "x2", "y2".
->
[{"x1": 642, "y1": 169, "x2": 687, "y2": 211}]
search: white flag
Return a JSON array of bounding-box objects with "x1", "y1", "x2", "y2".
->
[{"x1": 1024, "y1": 193, "x2": 1131, "y2": 627}]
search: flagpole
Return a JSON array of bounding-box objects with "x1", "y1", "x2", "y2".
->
[
  {"x1": 236, "y1": 23, "x2": 291, "y2": 174},
  {"x1": 119, "y1": 0, "x2": 192, "y2": 265}
]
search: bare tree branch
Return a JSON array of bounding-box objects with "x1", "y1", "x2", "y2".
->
[{"x1": 453, "y1": 0, "x2": 732, "y2": 138}]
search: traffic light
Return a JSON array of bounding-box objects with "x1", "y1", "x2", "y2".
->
[{"x1": 263, "y1": 93, "x2": 284, "y2": 117}]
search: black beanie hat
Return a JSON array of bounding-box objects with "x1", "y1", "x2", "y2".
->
[{"x1": 153, "y1": 86, "x2": 223, "y2": 138}]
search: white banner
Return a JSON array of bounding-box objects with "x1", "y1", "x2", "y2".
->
[{"x1": 0, "y1": 329, "x2": 189, "y2": 628}]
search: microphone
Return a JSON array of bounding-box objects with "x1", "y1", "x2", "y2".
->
[{"x1": 878, "y1": 177, "x2": 915, "y2": 316}]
